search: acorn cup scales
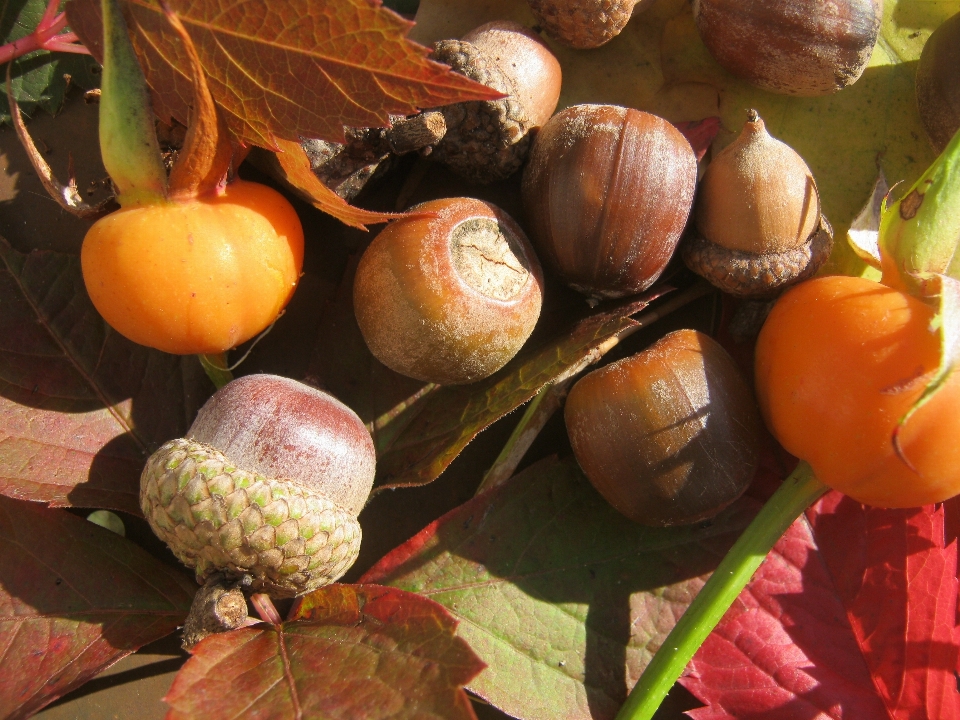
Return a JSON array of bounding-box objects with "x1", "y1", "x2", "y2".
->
[{"x1": 141, "y1": 439, "x2": 362, "y2": 598}]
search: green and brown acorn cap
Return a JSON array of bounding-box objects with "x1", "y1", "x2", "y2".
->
[{"x1": 140, "y1": 438, "x2": 361, "y2": 599}]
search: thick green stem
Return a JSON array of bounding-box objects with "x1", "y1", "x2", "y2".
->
[
  {"x1": 100, "y1": 0, "x2": 167, "y2": 205},
  {"x1": 615, "y1": 462, "x2": 828, "y2": 720},
  {"x1": 199, "y1": 353, "x2": 233, "y2": 389}
]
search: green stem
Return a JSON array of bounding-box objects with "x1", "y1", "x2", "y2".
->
[
  {"x1": 199, "y1": 352, "x2": 233, "y2": 389},
  {"x1": 615, "y1": 462, "x2": 828, "y2": 720},
  {"x1": 100, "y1": 0, "x2": 167, "y2": 205}
]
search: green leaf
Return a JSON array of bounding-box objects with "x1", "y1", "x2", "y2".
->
[
  {"x1": 0, "y1": 0, "x2": 99, "y2": 124},
  {"x1": 361, "y1": 457, "x2": 759, "y2": 720}
]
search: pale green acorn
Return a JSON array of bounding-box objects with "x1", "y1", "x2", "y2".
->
[{"x1": 140, "y1": 375, "x2": 375, "y2": 599}]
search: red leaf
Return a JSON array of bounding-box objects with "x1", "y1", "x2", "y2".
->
[
  {"x1": 165, "y1": 584, "x2": 484, "y2": 719},
  {"x1": 682, "y1": 496, "x2": 960, "y2": 719},
  {"x1": 674, "y1": 116, "x2": 721, "y2": 162},
  {"x1": 67, "y1": 0, "x2": 502, "y2": 149},
  {"x1": 0, "y1": 496, "x2": 196, "y2": 719},
  {"x1": 0, "y1": 238, "x2": 211, "y2": 515}
]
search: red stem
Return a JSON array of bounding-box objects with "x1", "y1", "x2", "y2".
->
[
  {"x1": 0, "y1": 9, "x2": 89, "y2": 66},
  {"x1": 38, "y1": 0, "x2": 63, "y2": 33}
]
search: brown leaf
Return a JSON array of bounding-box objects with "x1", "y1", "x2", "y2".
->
[
  {"x1": 0, "y1": 238, "x2": 212, "y2": 515},
  {"x1": 6, "y1": 68, "x2": 115, "y2": 220},
  {"x1": 0, "y1": 497, "x2": 195, "y2": 719},
  {"x1": 273, "y1": 139, "x2": 399, "y2": 230},
  {"x1": 164, "y1": 584, "x2": 484, "y2": 719},
  {"x1": 67, "y1": 0, "x2": 503, "y2": 149}
]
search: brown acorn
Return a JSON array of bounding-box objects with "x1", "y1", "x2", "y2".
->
[
  {"x1": 916, "y1": 11, "x2": 960, "y2": 153},
  {"x1": 693, "y1": 0, "x2": 883, "y2": 96},
  {"x1": 526, "y1": 0, "x2": 646, "y2": 49},
  {"x1": 140, "y1": 375, "x2": 375, "y2": 599},
  {"x1": 353, "y1": 197, "x2": 544, "y2": 384},
  {"x1": 682, "y1": 110, "x2": 833, "y2": 297},
  {"x1": 565, "y1": 329, "x2": 762, "y2": 526},
  {"x1": 521, "y1": 104, "x2": 697, "y2": 298}
]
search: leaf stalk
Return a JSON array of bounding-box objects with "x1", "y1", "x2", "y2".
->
[{"x1": 615, "y1": 462, "x2": 828, "y2": 720}]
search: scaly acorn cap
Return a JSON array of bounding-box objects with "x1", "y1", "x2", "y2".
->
[
  {"x1": 140, "y1": 438, "x2": 362, "y2": 599},
  {"x1": 429, "y1": 39, "x2": 532, "y2": 184},
  {"x1": 527, "y1": 0, "x2": 637, "y2": 49}
]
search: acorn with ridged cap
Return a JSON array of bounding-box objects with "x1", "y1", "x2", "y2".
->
[
  {"x1": 140, "y1": 374, "x2": 375, "y2": 599},
  {"x1": 430, "y1": 21, "x2": 561, "y2": 183},
  {"x1": 682, "y1": 110, "x2": 833, "y2": 297}
]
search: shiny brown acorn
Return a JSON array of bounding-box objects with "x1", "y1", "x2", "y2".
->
[
  {"x1": 565, "y1": 329, "x2": 763, "y2": 526},
  {"x1": 521, "y1": 104, "x2": 697, "y2": 299},
  {"x1": 694, "y1": 0, "x2": 883, "y2": 96}
]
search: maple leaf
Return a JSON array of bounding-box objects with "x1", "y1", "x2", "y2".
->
[
  {"x1": 681, "y1": 495, "x2": 960, "y2": 719},
  {"x1": 66, "y1": 0, "x2": 502, "y2": 149}
]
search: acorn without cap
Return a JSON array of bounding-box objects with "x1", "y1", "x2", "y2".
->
[{"x1": 682, "y1": 110, "x2": 833, "y2": 297}]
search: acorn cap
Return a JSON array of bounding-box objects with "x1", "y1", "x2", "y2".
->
[
  {"x1": 429, "y1": 39, "x2": 533, "y2": 184},
  {"x1": 527, "y1": 0, "x2": 637, "y2": 48},
  {"x1": 140, "y1": 438, "x2": 362, "y2": 598},
  {"x1": 682, "y1": 214, "x2": 834, "y2": 297},
  {"x1": 461, "y1": 20, "x2": 562, "y2": 128}
]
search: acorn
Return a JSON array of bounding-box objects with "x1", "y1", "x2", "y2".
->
[
  {"x1": 526, "y1": 0, "x2": 648, "y2": 49},
  {"x1": 430, "y1": 22, "x2": 562, "y2": 183},
  {"x1": 140, "y1": 374, "x2": 375, "y2": 599},
  {"x1": 682, "y1": 110, "x2": 833, "y2": 297},
  {"x1": 694, "y1": 0, "x2": 883, "y2": 96},
  {"x1": 353, "y1": 197, "x2": 544, "y2": 385},
  {"x1": 565, "y1": 329, "x2": 762, "y2": 526},
  {"x1": 521, "y1": 104, "x2": 698, "y2": 299},
  {"x1": 916, "y1": 11, "x2": 960, "y2": 153}
]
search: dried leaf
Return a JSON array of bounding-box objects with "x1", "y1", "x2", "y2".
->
[
  {"x1": 682, "y1": 495, "x2": 960, "y2": 719},
  {"x1": 273, "y1": 139, "x2": 399, "y2": 230},
  {"x1": 361, "y1": 457, "x2": 759, "y2": 720},
  {"x1": 164, "y1": 584, "x2": 484, "y2": 719},
  {"x1": 0, "y1": 237, "x2": 211, "y2": 514},
  {"x1": 7, "y1": 70, "x2": 116, "y2": 219},
  {"x1": 846, "y1": 171, "x2": 888, "y2": 270},
  {"x1": 0, "y1": 496, "x2": 196, "y2": 719},
  {"x1": 67, "y1": 0, "x2": 503, "y2": 149}
]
